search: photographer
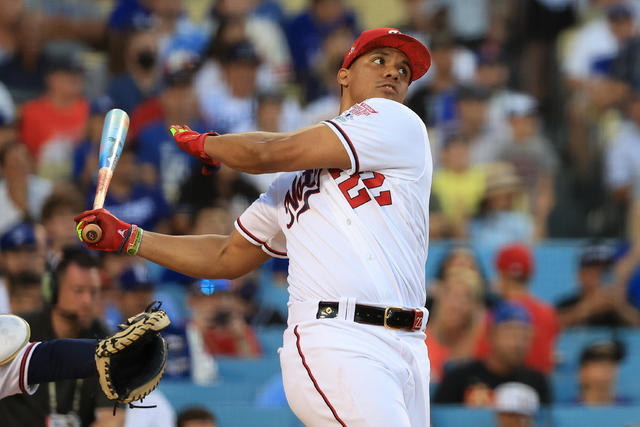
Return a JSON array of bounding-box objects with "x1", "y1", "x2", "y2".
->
[{"x1": 189, "y1": 279, "x2": 261, "y2": 358}]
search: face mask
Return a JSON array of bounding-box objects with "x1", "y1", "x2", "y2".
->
[{"x1": 137, "y1": 50, "x2": 156, "y2": 70}]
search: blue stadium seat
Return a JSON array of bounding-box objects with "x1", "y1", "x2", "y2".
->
[
  {"x1": 426, "y1": 240, "x2": 583, "y2": 304},
  {"x1": 209, "y1": 405, "x2": 303, "y2": 427},
  {"x1": 160, "y1": 380, "x2": 259, "y2": 406},
  {"x1": 552, "y1": 406, "x2": 640, "y2": 427},
  {"x1": 255, "y1": 326, "x2": 285, "y2": 357},
  {"x1": 216, "y1": 357, "x2": 282, "y2": 383},
  {"x1": 431, "y1": 406, "x2": 495, "y2": 427}
]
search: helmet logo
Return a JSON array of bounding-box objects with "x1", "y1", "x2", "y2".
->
[{"x1": 388, "y1": 30, "x2": 400, "y2": 34}]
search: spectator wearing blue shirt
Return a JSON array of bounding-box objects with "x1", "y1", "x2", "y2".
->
[
  {"x1": 285, "y1": 0, "x2": 357, "y2": 90},
  {"x1": 135, "y1": 50, "x2": 207, "y2": 204}
]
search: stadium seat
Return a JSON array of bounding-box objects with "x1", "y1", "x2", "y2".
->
[
  {"x1": 160, "y1": 380, "x2": 260, "y2": 406},
  {"x1": 255, "y1": 326, "x2": 285, "y2": 357},
  {"x1": 552, "y1": 406, "x2": 640, "y2": 427},
  {"x1": 431, "y1": 405, "x2": 495, "y2": 427},
  {"x1": 216, "y1": 357, "x2": 282, "y2": 383},
  {"x1": 426, "y1": 240, "x2": 583, "y2": 304}
]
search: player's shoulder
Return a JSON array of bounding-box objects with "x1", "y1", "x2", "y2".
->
[{"x1": 362, "y1": 98, "x2": 426, "y2": 131}]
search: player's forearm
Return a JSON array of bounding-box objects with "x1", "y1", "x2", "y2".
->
[
  {"x1": 137, "y1": 231, "x2": 237, "y2": 279},
  {"x1": 203, "y1": 131, "x2": 285, "y2": 174}
]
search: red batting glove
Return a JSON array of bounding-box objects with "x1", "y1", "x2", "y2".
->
[
  {"x1": 170, "y1": 125, "x2": 221, "y2": 174},
  {"x1": 74, "y1": 208, "x2": 144, "y2": 255}
]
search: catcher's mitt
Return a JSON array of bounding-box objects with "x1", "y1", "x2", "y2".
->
[{"x1": 95, "y1": 301, "x2": 170, "y2": 406}]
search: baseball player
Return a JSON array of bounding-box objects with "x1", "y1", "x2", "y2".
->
[
  {"x1": 75, "y1": 28, "x2": 433, "y2": 426},
  {"x1": 0, "y1": 314, "x2": 98, "y2": 400}
]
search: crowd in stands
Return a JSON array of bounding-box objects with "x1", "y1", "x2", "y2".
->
[{"x1": 1, "y1": 0, "x2": 640, "y2": 425}]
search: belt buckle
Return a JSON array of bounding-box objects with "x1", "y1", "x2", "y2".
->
[{"x1": 383, "y1": 306, "x2": 403, "y2": 329}]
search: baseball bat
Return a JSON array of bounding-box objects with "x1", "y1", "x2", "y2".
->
[{"x1": 81, "y1": 108, "x2": 129, "y2": 244}]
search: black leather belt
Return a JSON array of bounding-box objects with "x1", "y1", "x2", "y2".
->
[{"x1": 316, "y1": 301, "x2": 425, "y2": 331}]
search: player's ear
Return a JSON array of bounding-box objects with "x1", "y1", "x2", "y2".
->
[{"x1": 337, "y1": 68, "x2": 349, "y2": 88}]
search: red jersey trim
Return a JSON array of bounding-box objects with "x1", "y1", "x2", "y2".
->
[
  {"x1": 19, "y1": 342, "x2": 38, "y2": 394},
  {"x1": 235, "y1": 218, "x2": 287, "y2": 257},
  {"x1": 294, "y1": 325, "x2": 346, "y2": 426},
  {"x1": 326, "y1": 120, "x2": 360, "y2": 173}
]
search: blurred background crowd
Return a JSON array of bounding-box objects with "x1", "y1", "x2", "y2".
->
[{"x1": 1, "y1": 0, "x2": 640, "y2": 425}]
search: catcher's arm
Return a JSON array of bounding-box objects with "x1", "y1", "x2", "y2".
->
[{"x1": 137, "y1": 229, "x2": 270, "y2": 280}]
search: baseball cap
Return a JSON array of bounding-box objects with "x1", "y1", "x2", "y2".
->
[
  {"x1": 457, "y1": 85, "x2": 491, "y2": 102},
  {"x1": 580, "y1": 340, "x2": 625, "y2": 365},
  {"x1": 117, "y1": 264, "x2": 154, "y2": 292},
  {"x1": 163, "y1": 50, "x2": 199, "y2": 87},
  {"x1": 607, "y1": 4, "x2": 634, "y2": 21},
  {"x1": 221, "y1": 41, "x2": 260, "y2": 65},
  {"x1": 494, "y1": 382, "x2": 540, "y2": 416},
  {"x1": 496, "y1": 243, "x2": 534, "y2": 281},
  {"x1": 45, "y1": 52, "x2": 84, "y2": 75},
  {"x1": 341, "y1": 28, "x2": 431, "y2": 82},
  {"x1": 484, "y1": 162, "x2": 522, "y2": 194},
  {"x1": 579, "y1": 242, "x2": 614, "y2": 267},
  {"x1": 0, "y1": 223, "x2": 37, "y2": 252},
  {"x1": 89, "y1": 95, "x2": 114, "y2": 115},
  {"x1": 492, "y1": 302, "x2": 531, "y2": 327},
  {"x1": 507, "y1": 93, "x2": 537, "y2": 117}
]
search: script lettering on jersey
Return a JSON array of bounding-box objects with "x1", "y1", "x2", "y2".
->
[{"x1": 283, "y1": 169, "x2": 321, "y2": 228}]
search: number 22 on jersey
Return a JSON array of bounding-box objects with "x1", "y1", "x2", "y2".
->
[{"x1": 329, "y1": 169, "x2": 392, "y2": 209}]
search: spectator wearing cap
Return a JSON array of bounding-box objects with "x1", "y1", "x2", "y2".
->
[
  {"x1": 19, "y1": 52, "x2": 89, "y2": 180},
  {"x1": 469, "y1": 163, "x2": 534, "y2": 250},
  {"x1": 40, "y1": 188, "x2": 85, "y2": 261},
  {"x1": 434, "y1": 302, "x2": 550, "y2": 406},
  {"x1": 0, "y1": 142, "x2": 53, "y2": 236},
  {"x1": 107, "y1": 29, "x2": 161, "y2": 117},
  {"x1": 134, "y1": 49, "x2": 208, "y2": 204},
  {"x1": 493, "y1": 382, "x2": 540, "y2": 427},
  {"x1": 7, "y1": 271, "x2": 43, "y2": 314},
  {"x1": 0, "y1": 222, "x2": 45, "y2": 277},
  {"x1": 0, "y1": 222, "x2": 45, "y2": 313},
  {"x1": 431, "y1": 130, "x2": 486, "y2": 238},
  {"x1": 475, "y1": 243, "x2": 559, "y2": 374},
  {"x1": 578, "y1": 340, "x2": 629, "y2": 405},
  {"x1": 110, "y1": 263, "x2": 156, "y2": 326},
  {"x1": 557, "y1": 242, "x2": 640, "y2": 327},
  {"x1": 497, "y1": 92, "x2": 558, "y2": 239},
  {"x1": 198, "y1": 40, "x2": 262, "y2": 134}
]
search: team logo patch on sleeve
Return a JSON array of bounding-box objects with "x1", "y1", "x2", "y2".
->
[
  {"x1": 284, "y1": 169, "x2": 321, "y2": 228},
  {"x1": 335, "y1": 102, "x2": 378, "y2": 123}
]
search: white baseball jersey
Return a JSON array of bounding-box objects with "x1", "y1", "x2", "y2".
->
[
  {"x1": 235, "y1": 97, "x2": 432, "y2": 309},
  {"x1": 0, "y1": 342, "x2": 40, "y2": 400}
]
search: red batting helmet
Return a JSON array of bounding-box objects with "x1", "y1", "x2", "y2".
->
[{"x1": 342, "y1": 28, "x2": 432, "y2": 82}]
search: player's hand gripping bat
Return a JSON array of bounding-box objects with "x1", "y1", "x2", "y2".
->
[{"x1": 81, "y1": 109, "x2": 129, "y2": 243}]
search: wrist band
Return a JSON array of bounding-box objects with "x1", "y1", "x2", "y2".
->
[{"x1": 124, "y1": 226, "x2": 144, "y2": 255}]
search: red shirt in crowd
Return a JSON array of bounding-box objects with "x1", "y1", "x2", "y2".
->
[
  {"x1": 474, "y1": 294, "x2": 560, "y2": 374},
  {"x1": 19, "y1": 97, "x2": 89, "y2": 159}
]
